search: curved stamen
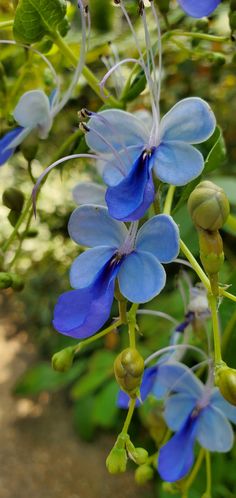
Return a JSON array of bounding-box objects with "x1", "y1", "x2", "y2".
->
[
  {"x1": 118, "y1": 221, "x2": 139, "y2": 255},
  {"x1": 145, "y1": 343, "x2": 209, "y2": 366},
  {"x1": 137, "y1": 309, "x2": 178, "y2": 325},
  {"x1": 99, "y1": 57, "x2": 143, "y2": 91}
]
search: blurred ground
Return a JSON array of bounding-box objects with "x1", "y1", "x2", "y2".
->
[{"x1": 0, "y1": 308, "x2": 154, "y2": 498}]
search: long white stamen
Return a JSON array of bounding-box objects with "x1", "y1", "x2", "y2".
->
[
  {"x1": 52, "y1": 0, "x2": 87, "y2": 116},
  {"x1": 137, "y1": 309, "x2": 178, "y2": 325},
  {"x1": 150, "y1": 1, "x2": 163, "y2": 105},
  {"x1": 85, "y1": 125, "x2": 127, "y2": 175},
  {"x1": 99, "y1": 57, "x2": 143, "y2": 91},
  {"x1": 145, "y1": 343, "x2": 209, "y2": 365},
  {"x1": 119, "y1": 221, "x2": 139, "y2": 255}
]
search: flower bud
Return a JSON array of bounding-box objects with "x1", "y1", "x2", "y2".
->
[
  {"x1": 114, "y1": 348, "x2": 144, "y2": 398},
  {"x1": 198, "y1": 228, "x2": 224, "y2": 276},
  {"x1": 188, "y1": 181, "x2": 230, "y2": 231},
  {"x1": 106, "y1": 447, "x2": 127, "y2": 474},
  {"x1": 11, "y1": 273, "x2": 24, "y2": 291},
  {"x1": 135, "y1": 464, "x2": 154, "y2": 485},
  {"x1": 126, "y1": 438, "x2": 148, "y2": 465},
  {"x1": 2, "y1": 187, "x2": 25, "y2": 212},
  {"x1": 0, "y1": 272, "x2": 12, "y2": 290},
  {"x1": 8, "y1": 210, "x2": 21, "y2": 227},
  {"x1": 52, "y1": 346, "x2": 75, "y2": 373},
  {"x1": 21, "y1": 133, "x2": 38, "y2": 162},
  {"x1": 215, "y1": 365, "x2": 236, "y2": 406}
]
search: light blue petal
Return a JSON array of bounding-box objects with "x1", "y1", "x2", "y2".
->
[
  {"x1": 70, "y1": 246, "x2": 115, "y2": 289},
  {"x1": 164, "y1": 393, "x2": 197, "y2": 431},
  {"x1": 13, "y1": 90, "x2": 52, "y2": 138},
  {"x1": 197, "y1": 405, "x2": 234, "y2": 452},
  {"x1": 118, "y1": 250, "x2": 166, "y2": 303},
  {"x1": 178, "y1": 0, "x2": 220, "y2": 17},
  {"x1": 103, "y1": 146, "x2": 143, "y2": 187},
  {"x1": 72, "y1": 181, "x2": 106, "y2": 207},
  {"x1": 210, "y1": 388, "x2": 236, "y2": 424},
  {"x1": 68, "y1": 205, "x2": 128, "y2": 248},
  {"x1": 153, "y1": 141, "x2": 204, "y2": 186},
  {"x1": 135, "y1": 214, "x2": 180, "y2": 263},
  {"x1": 153, "y1": 362, "x2": 204, "y2": 398},
  {"x1": 160, "y1": 98, "x2": 216, "y2": 144},
  {"x1": 86, "y1": 109, "x2": 149, "y2": 154}
]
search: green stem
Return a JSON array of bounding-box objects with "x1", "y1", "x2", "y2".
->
[
  {"x1": 0, "y1": 20, "x2": 14, "y2": 29},
  {"x1": 75, "y1": 319, "x2": 122, "y2": 353},
  {"x1": 221, "y1": 289, "x2": 236, "y2": 303},
  {"x1": 225, "y1": 214, "x2": 236, "y2": 233},
  {"x1": 8, "y1": 209, "x2": 33, "y2": 269},
  {"x1": 180, "y1": 240, "x2": 211, "y2": 291},
  {"x1": 205, "y1": 451, "x2": 212, "y2": 497},
  {"x1": 182, "y1": 448, "x2": 205, "y2": 496},
  {"x1": 119, "y1": 299, "x2": 128, "y2": 324},
  {"x1": 52, "y1": 32, "x2": 121, "y2": 108},
  {"x1": 208, "y1": 293, "x2": 222, "y2": 365},
  {"x1": 163, "y1": 185, "x2": 176, "y2": 215},
  {"x1": 127, "y1": 303, "x2": 139, "y2": 349},
  {"x1": 121, "y1": 398, "x2": 136, "y2": 435},
  {"x1": 163, "y1": 30, "x2": 229, "y2": 44}
]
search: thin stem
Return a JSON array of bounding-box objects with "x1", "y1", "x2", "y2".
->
[
  {"x1": 137, "y1": 309, "x2": 178, "y2": 325},
  {"x1": 163, "y1": 185, "x2": 176, "y2": 215},
  {"x1": 127, "y1": 303, "x2": 139, "y2": 349},
  {"x1": 208, "y1": 293, "x2": 222, "y2": 365},
  {"x1": 52, "y1": 32, "x2": 120, "y2": 108},
  {"x1": 145, "y1": 343, "x2": 208, "y2": 366},
  {"x1": 182, "y1": 448, "x2": 205, "y2": 495},
  {"x1": 121, "y1": 398, "x2": 136, "y2": 435},
  {"x1": 0, "y1": 20, "x2": 14, "y2": 29},
  {"x1": 75, "y1": 319, "x2": 122, "y2": 353},
  {"x1": 8, "y1": 209, "x2": 33, "y2": 269},
  {"x1": 180, "y1": 240, "x2": 211, "y2": 291},
  {"x1": 221, "y1": 289, "x2": 236, "y2": 303},
  {"x1": 205, "y1": 451, "x2": 212, "y2": 497},
  {"x1": 162, "y1": 30, "x2": 229, "y2": 44}
]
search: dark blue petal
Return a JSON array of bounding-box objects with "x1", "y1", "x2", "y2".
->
[
  {"x1": 117, "y1": 366, "x2": 158, "y2": 409},
  {"x1": 0, "y1": 127, "x2": 24, "y2": 166},
  {"x1": 158, "y1": 414, "x2": 199, "y2": 482},
  {"x1": 105, "y1": 151, "x2": 155, "y2": 222},
  {"x1": 117, "y1": 390, "x2": 141, "y2": 409},
  {"x1": 178, "y1": 0, "x2": 220, "y2": 17},
  {"x1": 53, "y1": 255, "x2": 121, "y2": 339}
]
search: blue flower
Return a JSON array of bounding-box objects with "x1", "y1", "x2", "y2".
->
[
  {"x1": 0, "y1": 90, "x2": 53, "y2": 166},
  {"x1": 85, "y1": 98, "x2": 216, "y2": 221},
  {"x1": 155, "y1": 362, "x2": 236, "y2": 482},
  {"x1": 53, "y1": 204, "x2": 179, "y2": 339},
  {"x1": 178, "y1": 0, "x2": 221, "y2": 18}
]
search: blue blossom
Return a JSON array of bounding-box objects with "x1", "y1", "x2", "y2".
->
[
  {"x1": 85, "y1": 98, "x2": 216, "y2": 221},
  {"x1": 53, "y1": 204, "x2": 179, "y2": 339},
  {"x1": 155, "y1": 362, "x2": 236, "y2": 482},
  {"x1": 178, "y1": 0, "x2": 221, "y2": 18}
]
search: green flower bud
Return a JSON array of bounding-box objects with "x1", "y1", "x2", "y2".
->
[
  {"x1": 21, "y1": 133, "x2": 38, "y2": 162},
  {"x1": 0, "y1": 272, "x2": 13, "y2": 289},
  {"x1": 198, "y1": 228, "x2": 224, "y2": 276},
  {"x1": 8, "y1": 210, "x2": 21, "y2": 227},
  {"x1": 114, "y1": 348, "x2": 144, "y2": 398},
  {"x1": 11, "y1": 273, "x2": 24, "y2": 291},
  {"x1": 106, "y1": 447, "x2": 127, "y2": 474},
  {"x1": 126, "y1": 438, "x2": 148, "y2": 464},
  {"x1": 215, "y1": 365, "x2": 236, "y2": 406},
  {"x1": 2, "y1": 187, "x2": 25, "y2": 212},
  {"x1": 135, "y1": 464, "x2": 154, "y2": 485},
  {"x1": 162, "y1": 482, "x2": 180, "y2": 494},
  {"x1": 188, "y1": 181, "x2": 230, "y2": 231},
  {"x1": 52, "y1": 346, "x2": 75, "y2": 373}
]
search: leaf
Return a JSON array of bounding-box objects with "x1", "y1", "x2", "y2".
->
[
  {"x1": 122, "y1": 70, "x2": 147, "y2": 103},
  {"x1": 13, "y1": 360, "x2": 85, "y2": 396},
  {"x1": 70, "y1": 367, "x2": 113, "y2": 400},
  {"x1": 210, "y1": 176, "x2": 236, "y2": 205},
  {"x1": 73, "y1": 396, "x2": 96, "y2": 441},
  {"x1": 92, "y1": 380, "x2": 119, "y2": 428},
  {"x1": 88, "y1": 349, "x2": 116, "y2": 371},
  {"x1": 13, "y1": 0, "x2": 67, "y2": 44},
  {"x1": 204, "y1": 126, "x2": 227, "y2": 173}
]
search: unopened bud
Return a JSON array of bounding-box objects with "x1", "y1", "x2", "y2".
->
[
  {"x1": 126, "y1": 438, "x2": 148, "y2": 464},
  {"x1": 114, "y1": 348, "x2": 144, "y2": 398},
  {"x1": 198, "y1": 228, "x2": 224, "y2": 276},
  {"x1": 215, "y1": 365, "x2": 236, "y2": 406},
  {"x1": 188, "y1": 181, "x2": 230, "y2": 231},
  {"x1": 135, "y1": 464, "x2": 154, "y2": 485},
  {"x1": 0, "y1": 272, "x2": 12, "y2": 289},
  {"x1": 21, "y1": 133, "x2": 38, "y2": 162},
  {"x1": 8, "y1": 210, "x2": 20, "y2": 227},
  {"x1": 106, "y1": 447, "x2": 127, "y2": 474},
  {"x1": 2, "y1": 187, "x2": 25, "y2": 212},
  {"x1": 11, "y1": 273, "x2": 24, "y2": 291},
  {"x1": 52, "y1": 346, "x2": 75, "y2": 373}
]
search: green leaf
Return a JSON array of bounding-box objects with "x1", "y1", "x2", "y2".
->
[
  {"x1": 13, "y1": 0, "x2": 67, "y2": 44},
  {"x1": 204, "y1": 126, "x2": 227, "y2": 173},
  {"x1": 70, "y1": 367, "x2": 113, "y2": 400},
  {"x1": 122, "y1": 70, "x2": 146, "y2": 103},
  {"x1": 92, "y1": 380, "x2": 119, "y2": 428},
  {"x1": 73, "y1": 396, "x2": 96, "y2": 441},
  {"x1": 210, "y1": 176, "x2": 236, "y2": 205},
  {"x1": 88, "y1": 349, "x2": 116, "y2": 371},
  {"x1": 13, "y1": 360, "x2": 85, "y2": 396}
]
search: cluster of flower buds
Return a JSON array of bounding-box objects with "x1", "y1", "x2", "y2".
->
[
  {"x1": 114, "y1": 347, "x2": 144, "y2": 398},
  {"x1": 106, "y1": 432, "x2": 148, "y2": 474}
]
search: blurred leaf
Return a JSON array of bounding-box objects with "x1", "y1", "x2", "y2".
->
[
  {"x1": 210, "y1": 176, "x2": 236, "y2": 205},
  {"x1": 13, "y1": 0, "x2": 67, "y2": 44},
  {"x1": 204, "y1": 126, "x2": 227, "y2": 173},
  {"x1": 172, "y1": 177, "x2": 201, "y2": 214},
  {"x1": 73, "y1": 396, "x2": 95, "y2": 441},
  {"x1": 88, "y1": 349, "x2": 116, "y2": 371},
  {"x1": 93, "y1": 380, "x2": 119, "y2": 428},
  {"x1": 122, "y1": 69, "x2": 146, "y2": 102},
  {"x1": 13, "y1": 360, "x2": 85, "y2": 396},
  {"x1": 70, "y1": 367, "x2": 113, "y2": 400}
]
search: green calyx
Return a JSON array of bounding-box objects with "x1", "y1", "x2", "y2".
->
[
  {"x1": 52, "y1": 346, "x2": 75, "y2": 373},
  {"x1": 188, "y1": 181, "x2": 230, "y2": 232},
  {"x1": 114, "y1": 347, "x2": 144, "y2": 398},
  {"x1": 215, "y1": 363, "x2": 236, "y2": 406},
  {"x1": 135, "y1": 464, "x2": 154, "y2": 485}
]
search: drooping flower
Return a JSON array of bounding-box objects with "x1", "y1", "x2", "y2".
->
[
  {"x1": 155, "y1": 362, "x2": 236, "y2": 482},
  {"x1": 53, "y1": 204, "x2": 179, "y2": 339},
  {"x1": 177, "y1": 0, "x2": 221, "y2": 18}
]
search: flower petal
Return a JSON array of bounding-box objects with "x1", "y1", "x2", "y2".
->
[
  {"x1": 178, "y1": 0, "x2": 220, "y2": 17},
  {"x1": 135, "y1": 214, "x2": 180, "y2": 263},
  {"x1": 117, "y1": 390, "x2": 141, "y2": 409},
  {"x1": 105, "y1": 152, "x2": 155, "y2": 221},
  {"x1": 70, "y1": 246, "x2": 115, "y2": 289},
  {"x1": 86, "y1": 109, "x2": 149, "y2": 154},
  {"x1": 153, "y1": 141, "x2": 204, "y2": 186},
  {"x1": 13, "y1": 90, "x2": 52, "y2": 138},
  {"x1": 118, "y1": 250, "x2": 166, "y2": 303},
  {"x1": 210, "y1": 388, "x2": 236, "y2": 424},
  {"x1": 197, "y1": 405, "x2": 234, "y2": 452},
  {"x1": 164, "y1": 393, "x2": 197, "y2": 431},
  {"x1": 152, "y1": 362, "x2": 204, "y2": 398},
  {"x1": 158, "y1": 415, "x2": 199, "y2": 482},
  {"x1": 0, "y1": 127, "x2": 28, "y2": 165},
  {"x1": 160, "y1": 98, "x2": 216, "y2": 144},
  {"x1": 72, "y1": 181, "x2": 106, "y2": 207},
  {"x1": 103, "y1": 146, "x2": 143, "y2": 187},
  {"x1": 68, "y1": 205, "x2": 128, "y2": 248}
]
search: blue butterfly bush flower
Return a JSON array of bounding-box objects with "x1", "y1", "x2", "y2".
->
[
  {"x1": 178, "y1": 0, "x2": 221, "y2": 18},
  {"x1": 53, "y1": 204, "x2": 180, "y2": 339},
  {"x1": 154, "y1": 362, "x2": 236, "y2": 482}
]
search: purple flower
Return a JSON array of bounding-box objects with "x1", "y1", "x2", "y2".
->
[
  {"x1": 53, "y1": 204, "x2": 179, "y2": 339},
  {"x1": 155, "y1": 362, "x2": 236, "y2": 482},
  {"x1": 85, "y1": 98, "x2": 216, "y2": 221},
  {"x1": 178, "y1": 0, "x2": 221, "y2": 18}
]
